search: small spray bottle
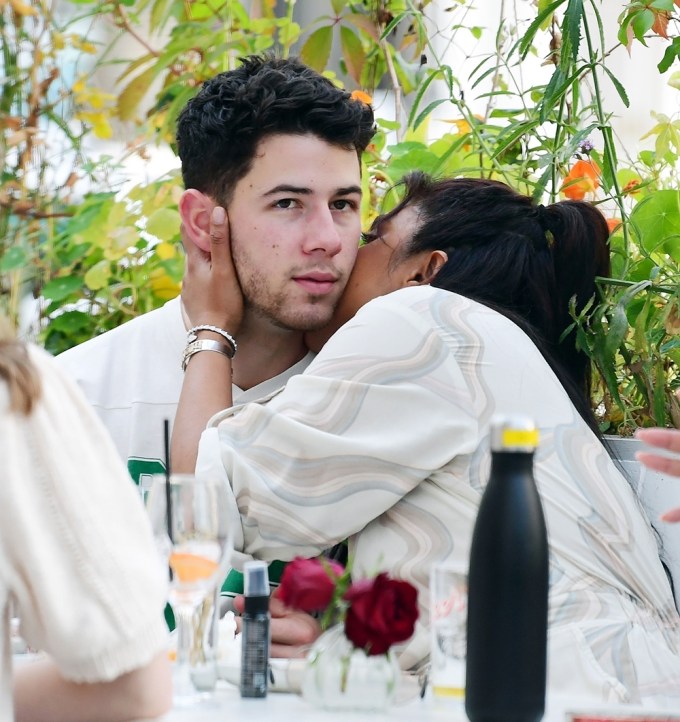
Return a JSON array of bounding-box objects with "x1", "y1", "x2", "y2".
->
[{"x1": 240, "y1": 560, "x2": 270, "y2": 698}]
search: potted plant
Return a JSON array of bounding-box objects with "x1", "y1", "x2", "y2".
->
[{"x1": 7, "y1": 0, "x2": 679, "y2": 434}]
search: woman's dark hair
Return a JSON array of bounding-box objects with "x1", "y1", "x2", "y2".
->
[
  {"x1": 176, "y1": 54, "x2": 376, "y2": 203},
  {"x1": 381, "y1": 171, "x2": 611, "y2": 432}
]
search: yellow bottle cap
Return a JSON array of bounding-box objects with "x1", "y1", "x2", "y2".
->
[{"x1": 490, "y1": 415, "x2": 539, "y2": 452}]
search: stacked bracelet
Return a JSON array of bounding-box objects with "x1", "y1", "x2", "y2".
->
[
  {"x1": 182, "y1": 339, "x2": 234, "y2": 372},
  {"x1": 187, "y1": 325, "x2": 238, "y2": 357}
]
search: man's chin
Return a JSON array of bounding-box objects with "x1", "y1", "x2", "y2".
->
[{"x1": 268, "y1": 308, "x2": 336, "y2": 334}]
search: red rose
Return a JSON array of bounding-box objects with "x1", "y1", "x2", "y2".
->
[
  {"x1": 343, "y1": 573, "x2": 419, "y2": 655},
  {"x1": 278, "y1": 556, "x2": 345, "y2": 613}
]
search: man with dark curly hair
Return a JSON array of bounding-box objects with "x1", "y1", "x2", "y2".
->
[
  {"x1": 57, "y1": 54, "x2": 375, "y2": 649},
  {"x1": 58, "y1": 54, "x2": 374, "y2": 484}
]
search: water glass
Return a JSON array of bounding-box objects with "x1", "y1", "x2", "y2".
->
[
  {"x1": 430, "y1": 563, "x2": 467, "y2": 705},
  {"x1": 190, "y1": 587, "x2": 220, "y2": 695},
  {"x1": 146, "y1": 473, "x2": 231, "y2": 708}
]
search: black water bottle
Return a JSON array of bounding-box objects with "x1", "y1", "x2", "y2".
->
[{"x1": 465, "y1": 416, "x2": 549, "y2": 722}]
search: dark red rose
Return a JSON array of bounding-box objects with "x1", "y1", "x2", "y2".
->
[
  {"x1": 343, "y1": 573, "x2": 419, "y2": 655},
  {"x1": 278, "y1": 557, "x2": 344, "y2": 613}
]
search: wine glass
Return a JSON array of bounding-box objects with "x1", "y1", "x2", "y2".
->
[{"x1": 146, "y1": 473, "x2": 231, "y2": 708}]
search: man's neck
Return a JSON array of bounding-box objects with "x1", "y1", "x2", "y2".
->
[{"x1": 230, "y1": 315, "x2": 308, "y2": 392}]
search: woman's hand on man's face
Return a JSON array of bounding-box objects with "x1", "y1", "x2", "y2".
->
[{"x1": 180, "y1": 205, "x2": 244, "y2": 334}]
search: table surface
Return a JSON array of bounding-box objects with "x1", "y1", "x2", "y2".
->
[{"x1": 155, "y1": 681, "x2": 662, "y2": 722}]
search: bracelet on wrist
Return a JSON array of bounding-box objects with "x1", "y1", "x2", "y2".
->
[
  {"x1": 187, "y1": 325, "x2": 237, "y2": 357},
  {"x1": 182, "y1": 339, "x2": 235, "y2": 372}
]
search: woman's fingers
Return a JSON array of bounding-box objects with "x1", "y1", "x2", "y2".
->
[
  {"x1": 636, "y1": 427, "x2": 680, "y2": 453},
  {"x1": 635, "y1": 427, "x2": 680, "y2": 523}
]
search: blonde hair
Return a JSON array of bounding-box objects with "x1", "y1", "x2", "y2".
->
[{"x1": 0, "y1": 316, "x2": 41, "y2": 414}]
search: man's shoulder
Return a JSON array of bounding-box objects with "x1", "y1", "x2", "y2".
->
[{"x1": 56, "y1": 297, "x2": 184, "y2": 369}]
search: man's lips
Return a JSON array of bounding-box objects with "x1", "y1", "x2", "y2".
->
[{"x1": 293, "y1": 273, "x2": 338, "y2": 295}]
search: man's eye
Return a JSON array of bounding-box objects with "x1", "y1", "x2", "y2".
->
[
  {"x1": 331, "y1": 199, "x2": 357, "y2": 211},
  {"x1": 274, "y1": 198, "x2": 297, "y2": 209}
]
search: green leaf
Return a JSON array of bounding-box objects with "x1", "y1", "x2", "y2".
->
[
  {"x1": 376, "y1": 118, "x2": 401, "y2": 131},
  {"x1": 538, "y1": 67, "x2": 567, "y2": 122},
  {"x1": 299, "y1": 26, "x2": 333, "y2": 73},
  {"x1": 562, "y1": 0, "x2": 584, "y2": 63},
  {"x1": 330, "y1": 0, "x2": 347, "y2": 14},
  {"x1": 605, "y1": 303, "x2": 629, "y2": 359},
  {"x1": 601, "y1": 66, "x2": 629, "y2": 108},
  {"x1": 519, "y1": 0, "x2": 566, "y2": 59},
  {"x1": 639, "y1": 150, "x2": 656, "y2": 168},
  {"x1": 278, "y1": 20, "x2": 301, "y2": 50},
  {"x1": 0, "y1": 246, "x2": 28, "y2": 271},
  {"x1": 117, "y1": 66, "x2": 161, "y2": 122},
  {"x1": 187, "y1": 2, "x2": 213, "y2": 20},
  {"x1": 470, "y1": 27, "x2": 482, "y2": 40},
  {"x1": 650, "y1": 0, "x2": 674, "y2": 10},
  {"x1": 42, "y1": 276, "x2": 83, "y2": 302},
  {"x1": 407, "y1": 67, "x2": 447, "y2": 129},
  {"x1": 632, "y1": 9, "x2": 655, "y2": 44},
  {"x1": 150, "y1": 0, "x2": 175, "y2": 31},
  {"x1": 653, "y1": 361, "x2": 667, "y2": 425},
  {"x1": 46, "y1": 310, "x2": 92, "y2": 335},
  {"x1": 411, "y1": 98, "x2": 448, "y2": 132},
  {"x1": 340, "y1": 26, "x2": 365, "y2": 84},
  {"x1": 84, "y1": 260, "x2": 111, "y2": 291},
  {"x1": 384, "y1": 148, "x2": 441, "y2": 180},
  {"x1": 629, "y1": 190, "x2": 680, "y2": 259},
  {"x1": 146, "y1": 208, "x2": 181, "y2": 242},
  {"x1": 379, "y1": 11, "x2": 410, "y2": 42},
  {"x1": 658, "y1": 37, "x2": 680, "y2": 73}
]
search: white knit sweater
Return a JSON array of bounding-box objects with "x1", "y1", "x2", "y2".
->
[{"x1": 0, "y1": 345, "x2": 168, "y2": 720}]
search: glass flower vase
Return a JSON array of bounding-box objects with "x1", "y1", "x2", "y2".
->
[{"x1": 301, "y1": 624, "x2": 400, "y2": 711}]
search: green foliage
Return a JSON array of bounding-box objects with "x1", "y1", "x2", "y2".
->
[{"x1": 3, "y1": 0, "x2": 680, "y2": 433}]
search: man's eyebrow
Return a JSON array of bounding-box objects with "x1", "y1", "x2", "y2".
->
[
  {"x1": 263, "y1": 184, "x2": 362, "y2": 197},
  {"x1": 336, "y1": 185, "x2": 362, "y2": 196}
]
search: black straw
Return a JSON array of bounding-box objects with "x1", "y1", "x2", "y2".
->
[{"x1": 163, "y1": 419, "x2": 174, "y2": 544}]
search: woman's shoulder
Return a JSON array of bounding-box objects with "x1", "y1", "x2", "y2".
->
[{"x1": 362, "y1": 286, "x2": 525, "y2": 334}]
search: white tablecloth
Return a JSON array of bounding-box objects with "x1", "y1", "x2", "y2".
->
[
  {"x1": 162, "y1": 682, "x2": 464, "y2": 721},
  {"x1": 159, "y1": 681, "x2": 661, "y2": 722}
]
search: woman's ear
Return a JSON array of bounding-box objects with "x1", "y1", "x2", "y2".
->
[
  {"x1": 406, "y1": 250, "x2": 448, "y2": 286},
  {"x1": 178, "y1": 189, "x2": 215, "y2": 253}
]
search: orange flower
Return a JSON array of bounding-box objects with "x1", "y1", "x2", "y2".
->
[
  {"x1": 452, "y1": 118, "x2": 472, "y2": 135},
  {"x1": 623, "y1": 178, "x2": 641, "y2": 195},
  {"x1": 350, "y1": 89, "x2": 372, "y2": 105},
  {"x1": 606, "y1": 218, "x2": 621, "y2": 234},
  {"x1": 560, "y1": 159, "x2": 600, "y2": 200}
]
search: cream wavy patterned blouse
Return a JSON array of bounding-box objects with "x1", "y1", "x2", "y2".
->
[{"x1": 198, "y1": 285, "x2": 680, "y2": 707}]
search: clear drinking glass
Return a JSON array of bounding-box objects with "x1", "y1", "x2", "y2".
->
[
  {"x1": 430, "y1": 563, "x2": 468, "y2": 706},
  {"x1": 146, "y1": 473, "x2": 231, "y2": 708}
]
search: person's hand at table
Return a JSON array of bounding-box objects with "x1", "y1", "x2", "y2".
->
[{"x1": 233, "y1": 589, "x2": 321, "y2": 658}]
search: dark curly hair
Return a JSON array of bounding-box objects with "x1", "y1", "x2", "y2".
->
[
  {"x1": 176, "y1": 55, "x2": 376, "y2": 202},
  {"x1": 378, "y1": 171, "x2": 611, "y2": 431}
]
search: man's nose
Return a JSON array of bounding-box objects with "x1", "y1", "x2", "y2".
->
[{"x1": 302, "y1": 206, "x2": 343, "y2": 256}]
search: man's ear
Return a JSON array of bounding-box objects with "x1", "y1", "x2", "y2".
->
[
  {"x1": 406, "y1": 250, "x2": 448, "y2": 286},
  {"x1": 178, "y1": 189, "x2": 215, "y2": 253}
]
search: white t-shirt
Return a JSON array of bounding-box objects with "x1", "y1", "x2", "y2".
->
[
  {"x1": 1, "y1": 345, "x2": 168, "y2": 720},
  {"x1": 56, "y1": 296, "x2": 313, "y2": 486}
]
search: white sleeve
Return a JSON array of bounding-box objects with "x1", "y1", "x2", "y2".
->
[
  {"x1": 197, "y1": 297, "x2": 479, "y2": 566},
  {"x1": 0, "y1": 346, "x2": 168, "y2": 682}
]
